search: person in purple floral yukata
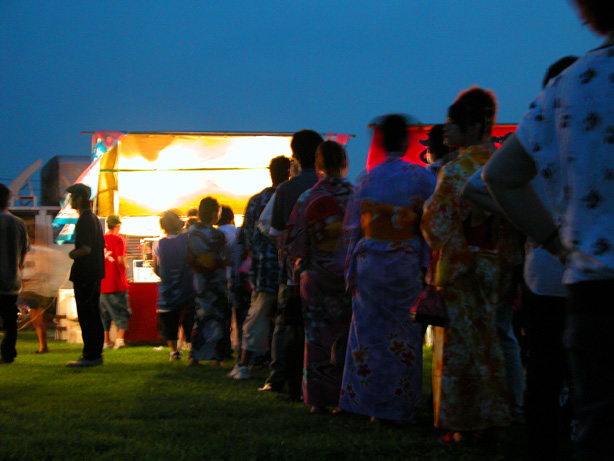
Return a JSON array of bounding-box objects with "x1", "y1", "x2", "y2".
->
[{"x1": 339, "y1": 115, "x2": 436, "y2": 423}]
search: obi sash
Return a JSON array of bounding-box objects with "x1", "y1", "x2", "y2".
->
[{"x1": 360, "y1": 199, "x2": 420, "y2": 241}]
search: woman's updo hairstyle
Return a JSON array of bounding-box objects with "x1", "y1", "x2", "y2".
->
[
  {"x1": 447, "y1": 99, "x2": 488, "y2": 141},
  {"x1": 316, "y1": 140, "x2": 347, "y2": 176}
]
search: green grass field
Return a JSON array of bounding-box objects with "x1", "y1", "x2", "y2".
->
[{"x1": 0, "y1": 331, "x2": 527, "y2": 460}]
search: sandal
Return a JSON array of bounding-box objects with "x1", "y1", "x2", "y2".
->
[{"x1": 441, "y1": 432, "x2": 472, "y2": 445}]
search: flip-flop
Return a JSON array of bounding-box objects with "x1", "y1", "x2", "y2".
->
[{"x1": 440, "y1": 432, "x2": 473, "y2": 445}]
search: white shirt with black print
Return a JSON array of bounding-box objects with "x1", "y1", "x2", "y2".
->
[{"x1": 516, "y1": 44, "x2": 614, "y2": 284}]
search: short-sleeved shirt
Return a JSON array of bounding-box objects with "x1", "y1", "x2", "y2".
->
[
  {"x1": 515, "y1": 43, "x2": 614, "y2": 284},
  {"x1": 0, "y1": 211, "x2": 30, "y2": 295},
  {"x1": 241, "y1": 186, "x2": 280, "y2": 293},
  {"x1": 270, "y1": 169, "x2": 319, "y2": 236},
  {"x1": 154, "y1": 233, "x2": 196, "y2": 311},
  {"x1": 101, "y1": 233, "x2": 129, "y2": 294},
  {"x1": 69, "y1": 208, "x2": 105, "y2": 284}
]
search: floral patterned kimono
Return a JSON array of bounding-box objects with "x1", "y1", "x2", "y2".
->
[
  {"x1": 187, "y1": 222, "x2": 228, "y2": 362},
  {"x1": 280, "y1": 177, "x2": 353, "y2": 408},
  {"x1": 339, "y1": 155, "x2": 435, "y2": 422},
  {"x1": 421, "y1": 144, "x2": 513, "y2": 431}
]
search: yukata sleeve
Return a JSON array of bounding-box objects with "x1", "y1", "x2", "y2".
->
[
  {"x1": 270, "y1": 185, "x2": 287, "y2": 236},
  {"x1": 257, "y1": 192, "x2": 276, "y2": 237},
  {"x1": 421, "y1": 162, "x2": 462, "y2": 251},
  {"x1": 187, "y1": 228, "x2": 224, "y2": 273},
  {"x1": 230, "y1": 228, "x2": 245, "y2": 288},
  {"x1": 342, "y1": 185, "x2": 364, "y2": 289},
  {"x1": 242, "y1": 194, "x2": 259, "y2": 252},
  {"x1": 280, "y1": 192, "x2": 308, "y2": 262}
]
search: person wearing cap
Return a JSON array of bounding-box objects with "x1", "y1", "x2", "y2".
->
[
  {"x1": 100, "y1": 215, "x2": 131, "y2": 350},
  {"x1": 66, "y1": 183, "x2": 106, "y2": 367}
]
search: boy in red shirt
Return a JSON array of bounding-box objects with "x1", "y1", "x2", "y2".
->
[{"x1": 100, "y1": 215, "x2": 131, "y2": 349}]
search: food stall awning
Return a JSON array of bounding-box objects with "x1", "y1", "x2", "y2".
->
[{"x1": 53, "y1": 131, "x2": 352, "y2": 242}]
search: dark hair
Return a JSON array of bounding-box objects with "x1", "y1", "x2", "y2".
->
[
  {"x1": 448, "y1": 99, "x2": 487, "y2": 140},
  {"x1": 160, "y1": 210, "x2": 184, "y2": 234},
  {"x1": 574, "y1": 0, "x2": 614, "y2": 35},
  {"x1": 198, "y1": 196, "x2": 220, "y2": 224},
  {"x1": 542, "y1": 56, "x2": 579, "y2": 89},
  {"x1": 186, "y1": 207, "x2": 198, "y2": 217},
  {"x1": 381, "y1": 114, "x2": 409, "y2": 153},
  {"x1": 269, "y1": 155, "x2": 291, "y2": 186},
  {"x1": 455, "y1": 86, "x2": 497, "y2": 137},
  {"x1": 427, "y1": 124, "x2": 448, "y2": 161},
  {"x1": 218, "y1": 205, "x2": 234, "y2": 226},
  {"x1": 316, "y1": 141, "x2": 347, "y2": 176},
  {"x1": 0, "y1": 183, "x2": 10, "y2": 209},
  {"x1": 290, "y1": 130, "x2": 324, "y2": 169}
]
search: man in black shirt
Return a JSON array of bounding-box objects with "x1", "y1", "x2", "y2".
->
[
  {"x1": 66, "y1": 183, "x2": 106, "y2": 367},
  {"x1": 0, "y1": 183, "x2": 30, "y2": 364},
  {"x1": 259, "y1": 130, "x2": 323, "y2": 399}
]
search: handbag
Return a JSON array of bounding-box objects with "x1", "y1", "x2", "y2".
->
[
  {"x1": 410, "y1": 285, "x2": 448, "y2": 327},
  {"x1": 410, "y1": 261, "x2": 448, "y2": 327}
]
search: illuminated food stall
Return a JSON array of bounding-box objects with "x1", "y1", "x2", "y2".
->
[
  {"x1": 53, "y1": 131, "x2": 300, "y2": 342},
  {"x1": 54, "y1": 131, "x2": 354, "y2": 342}
]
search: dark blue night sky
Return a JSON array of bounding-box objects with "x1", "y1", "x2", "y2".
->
[{"x1": 1, "y1": 1, "x2": 599, "y2": 188}]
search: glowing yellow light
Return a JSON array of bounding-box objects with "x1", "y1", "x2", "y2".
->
[{"x1": 112, "y1": 134, "x2": 292, "y2": 220}]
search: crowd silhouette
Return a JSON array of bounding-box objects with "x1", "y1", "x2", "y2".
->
[{"x1": 2, "y1": 2, "x2": 614, "y2": 459}]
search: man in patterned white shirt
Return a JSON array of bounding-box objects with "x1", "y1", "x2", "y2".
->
[{"x1": 483, "y1": 2, "x2": 614, "y2": 457}]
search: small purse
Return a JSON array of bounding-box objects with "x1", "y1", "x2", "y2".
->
[
  {"x1": 410, "y1": 285, "x2": 448, "y2": 327},
  {"x1": 410, "y1": 262, "x2": 448, "y2": 327}
]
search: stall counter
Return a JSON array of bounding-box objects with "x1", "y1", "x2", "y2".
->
[{"x1": 125, "y1": 282, "x2": 160, "y2": 342}]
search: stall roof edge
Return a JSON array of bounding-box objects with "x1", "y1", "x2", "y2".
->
[{"x1": 81, "y1": 131, "x2": 356, "y2": 137}]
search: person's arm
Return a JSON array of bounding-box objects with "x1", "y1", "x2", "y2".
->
[
  {"x1": 269, "y1": 187, "x2": 285, "y2": 247},
  {"x1": 118, "y1": 255, "x2": 127, "y2": 269},
  {"x1": 152, "y1": 241, "x2": 160, "y2": 276},
  {"x1": 20, "y1": 224, "x2": 30, "y2": 270},
  {"x1": 69, "y1": 245, "x2": 91, "y2": 259},
  {"x1": 118, "y1": 236, "x2": 128, "y2": 269},
  {"x1": 69, "y1": 213, "x2": 94, "y2": 259},
  {"x1": 152, "y1": 255, "x2": 159, "y2": 276},
  {"x1": 482, "y1": 134, "x2": 567, "y2": 260},
  {"x1": 461, "y1": 167, "x2": 502, "y2": 214}
]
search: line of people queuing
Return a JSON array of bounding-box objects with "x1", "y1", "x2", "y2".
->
[{"x1": 2, "y1": 2, "x2": 613, "y2": 458}]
